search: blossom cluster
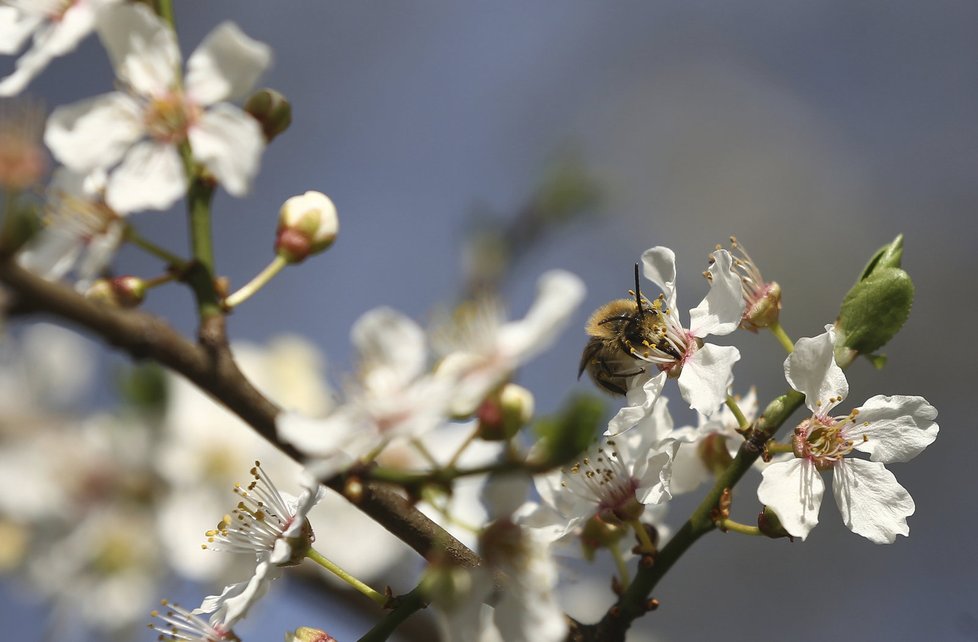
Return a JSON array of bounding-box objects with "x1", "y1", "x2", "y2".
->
[{"x1": 0, "y1": 2, "x2": 940, "y2": 641}]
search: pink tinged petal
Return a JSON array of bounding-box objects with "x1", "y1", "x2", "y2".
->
[
  {"x1": 96, "y1": 3, "x2": 179, "y2": 97},
  {"x1": 105, "y1": 140, "x2": 186, "y2": 212},
  {"x1": 677, "y1": 343, "x2": 740, "y2": 417},
  {"x1": 849, "y1": 395, "x2": 939, "y2": 463},
  {"x1": 784, "y1": 325, "x2": 848, "y2": 415},
  {"x1": 689, "y1": 249, "x2": 745, "y2": 338},
  {"x1": 188, "y1": 103, "x2": 264, "y2": 197},
  {"x1": 605, "y1": 371, "x2": 666, "y2": 436},
  {"x1": 352, "y1": 307, "x2": 427, "y2": 386},
  {"x1": 185, "y1": 21, "x2": 272, "y2": 105},
  {"x1": 758, "y1": 459, "x2": 823, "y2": 541},
  {"x1": 45, "y1": 93, "x2": 144, "y2": 172},
  {"x1": 832, "y1": 459, "x2": 913, "y2": 544},
  {"x1": 496, "y1": 270, "x2": 586, "y2": 360},
  {"x1": 0, "y1": 8, "x2": 42, "y2": 54}
]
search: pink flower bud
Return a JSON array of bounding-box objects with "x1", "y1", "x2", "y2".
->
[{"x1": 275, "y1": 191, "x2": 339, "y2": 263}]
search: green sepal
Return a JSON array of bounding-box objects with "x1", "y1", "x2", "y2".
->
[
  {"x1": 0, "y1": 202, "x2": 42, "y2": 258},
  {"x1": 530, "y1": 394, "x2": 604, "y2": 469}
]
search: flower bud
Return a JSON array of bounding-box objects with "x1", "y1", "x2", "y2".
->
[
  {"x1": 757, "y1": 506, "x2": 794, "y2": 540},
  {"x1": 476, "y1": 383, "x2": 535, "y2": 441},
  {"x1": 420, "y1": 562, "x2": 474, "y2": 611},
  {"x1": 245, "y1": 88, "x2": 293, "y2": 142},
  {"x1": 285, "y1": 627, "x2": 337, "y2": 642},
  {"x1": 698, "y1": 432, "x2": 734, "y2": 476},
  {"x1": 85, "y1": 276, "x2": 146, "y2": 308},
  {"x1": 275, "y1": 191, "x2": 339, "y2": 263}
]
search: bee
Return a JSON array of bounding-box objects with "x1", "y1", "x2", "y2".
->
[{"x1": 578, "y1": 264, "x2": 672, "y2": 395}]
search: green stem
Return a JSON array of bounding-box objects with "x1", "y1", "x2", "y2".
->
[
  {"x1": 608, "y1": 541, "x2": 630, "y2": 587},
  {"x1": 718, "y1": 519, "x2": 762, "y2": 537},
  {"x1": 224, "y1": 254, "x2": 288, "y2": 308},
  {"x1": 630, "y1": 519, "x2": 655, "y2": 554},
  {"x1": 307, "y1": 548, "x2": 386, "y2": 606},
  {"x1": 769, "y1": 322, "x2": 795, "y2": 354},
  {"x1": 611, "y1": 389, "x2": 805, "y2": 624},
  {"x1": 180, "y1": 143, "x2": 221, "y2": 320},
  {"x1": 154, "y1": 0, "x2": 175, "y2": 29},
  {"x1": 446, "y1": 427, "x2": 479, "y2": 469},
  {"x1": 724, "y1": 395, "x2": 749, "y2": 429},
  {"x1": 357, "y1": 586, "x2": 427, "y2": 642},
  {"x1": 125, "y1": 225, "x2": 188, "y2": 269},
  {"x1": 765, "y1": 441, "x2": 794, "y2": 454}
]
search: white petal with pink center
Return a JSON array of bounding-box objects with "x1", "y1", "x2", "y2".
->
[
  {"x1": 757, "y1": 327, "x2": 938, "y2": 543},
  {"x1": 605, "y1": 247, "x2": 744, "y2": 435},
  {"x1": 44, "y1": 3, "x2": 270, "y2": 213}
]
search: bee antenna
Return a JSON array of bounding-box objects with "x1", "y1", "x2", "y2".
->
[{"x1": 633, "y1": 262, "x2": 643, "y2": 314}]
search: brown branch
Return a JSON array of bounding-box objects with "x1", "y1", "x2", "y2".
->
[{"x1": 0, "y1": 260, "x2": 481, "y2": 571}]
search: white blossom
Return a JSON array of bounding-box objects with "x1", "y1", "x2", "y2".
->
[
  {"x1": 524, "y1": 397, "x2": 677, "y2": 543},
  {"x1": 278, "y1": 307, "x2": 452, "y2": 478},
  {"x1": 757, "y1": 326, "x2": 939, "y2": 543},
  {"x1": 0, "y1": 0, "x2": 120, "y2": 96},
  {"x1": 17, "y1": 167, "x2": 124, "y2": 291},
  {"x1": 44, "y1": 3, "x2": 270, "y2": 213},
  {"x1": 606, "y1": 247, "x2": 744, "y2": 435},
  {"x1": 433, "y1": 269, "x2": 586, "y2": 416},
  {"x1": 196, "y1": 464, "x2": 323, "y2": 627},
  {"x1": 150, "y1": 599, "x2": 239, "y2": 642}
]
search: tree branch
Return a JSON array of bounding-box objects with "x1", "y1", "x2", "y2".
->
[{"x1": 0, "y1": 260, "x2": 482, "y2": 572}]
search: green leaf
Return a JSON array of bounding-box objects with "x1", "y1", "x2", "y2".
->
[{"x1": 530, "y1": 394, "x2": 604, "y2": 468}]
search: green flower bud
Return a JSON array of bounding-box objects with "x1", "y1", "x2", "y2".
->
[
  {"x1": 836, "y1": 236, "x2": 914, "y2": 362},
  {"x1": 757, "y1": 506, "x2": 793, "y2": 540},
  {"x1": 245, "y1": 88, "x2": 293, "y2": 142},
  {"x1": 85, "y1": 276, "x2": 147, "y2": 308}
]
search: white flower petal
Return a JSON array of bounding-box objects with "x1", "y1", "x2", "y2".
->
[
  {"x1": 640, "y1": 246, "x2": 678, "y2": 320},
  {"x1": 849, "y1": 395, "x2": 939, "y2": 463},
  {"x1": 277, "y1": 410, "x2": 358, "y2": 459},
  {"x1": 195, "y1": 559, "x2": 281, "y2": 627},
  {"x1": 352, "y1": 307, "x2": 427, "y2": 388},
  {"x1": 96, "y1": 3, "x2": 179, "y2": 96},
  {"x1": 0, "y1": 8, "x2": 42, "y2": 54},
  {"x1": 496, "y1": 270, "x2": 586, "y2": 361},
  {"x1": 605, "y1": 371, "x2": 666, "y2": 436},
  {"x1": 784, "y1": 325, "x2": 848, "y2": 415},
  {"x1": 832, "y1": 458, "x2": 913, "y2": 544},
  {"x1": 74, "y1": 220, "x2": 124, "y2": 291},
  {"x1": 188, "y1": 103, "x2": 264, "y2": 197},
  {"x1": 16, "y1": 225, "x2": 83, "y2": 281},
  {"x1": 185, "y1": 21, "x2": 271, "y2": 105},
  {"x1": 105, "y1": 140, "x2": 186, "y2": 213},
  {"x1": 669, "y1": 434, "x2": 711, "y2": 495},
  {"x1": 677, "y1": 343, "x2": 740, "y2": 417},
  {"x1": 635, "y1": 446, "x2": 677, "y2": 505},
  {"x1": 758, "y1": 459, "x2": 823, "y2": 541},
  {"x1": 45, "y1": 92, "x2": 144, "y2": 171},
  {"x1": 689, "y1": 249, "x2": 745, "y2": 338}
]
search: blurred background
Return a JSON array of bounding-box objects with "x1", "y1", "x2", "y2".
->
[{"x1": 1, "y1": 1, "x2": 976, "y2": 640}]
